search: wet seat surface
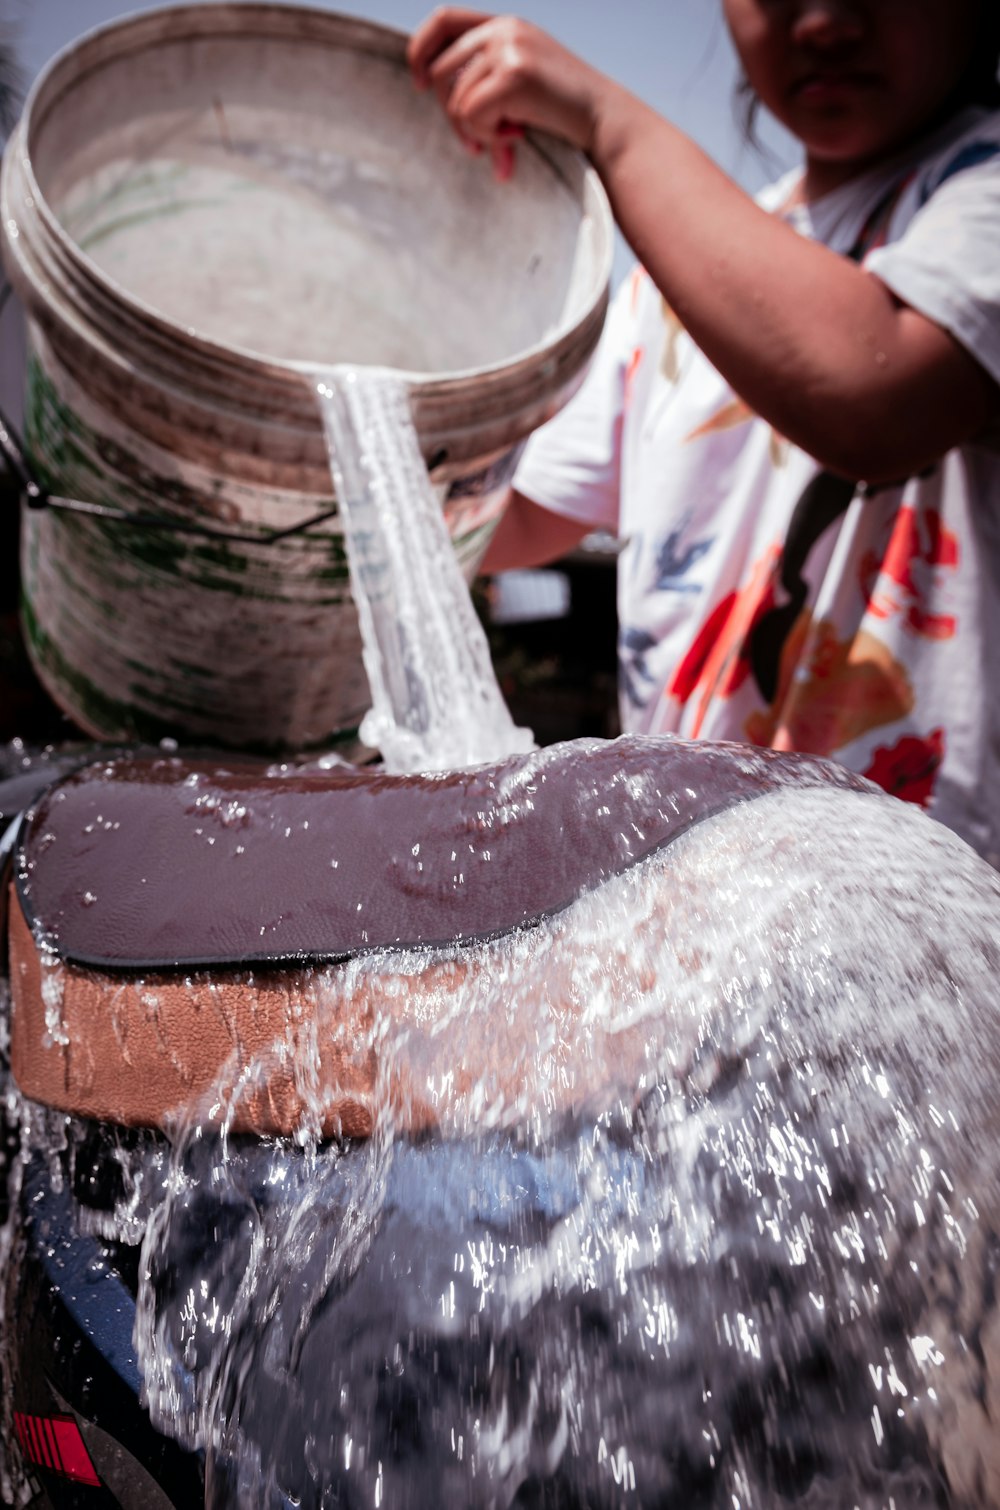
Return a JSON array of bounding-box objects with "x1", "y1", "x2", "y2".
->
[{"x1": 13, "y1": 735, "x2": 871, "y2": 971}]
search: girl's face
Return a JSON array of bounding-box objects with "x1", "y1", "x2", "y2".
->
[{"x1": 723, "y1": 0, "x2": 987, "y2": 194}]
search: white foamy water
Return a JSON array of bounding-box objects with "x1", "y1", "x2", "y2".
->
[
  {"x1": 314, "y1": 367, "x2": 534, "y2": 772},
  {"x1": 149, "y1": 787, "x2": 1000, "y2": 1505},
  {"x1": 3, "y1": 772, "x2": 996, "y2": 1507}
]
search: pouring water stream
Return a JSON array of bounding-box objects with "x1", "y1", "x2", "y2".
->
[{"x1": 314, "y1": 366, "x2": 533, "y2": 773}]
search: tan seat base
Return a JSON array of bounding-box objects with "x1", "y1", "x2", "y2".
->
[{"x1": 9, "y1": 889, "x2": 379, "y2": 1138}]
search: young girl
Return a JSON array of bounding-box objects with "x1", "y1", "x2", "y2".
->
[{"x1": 408, "y1": 1, "x2": 1000, "y2": 865}]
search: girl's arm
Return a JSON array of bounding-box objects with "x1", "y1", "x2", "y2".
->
[
  {"x1": 480, "y1": 489, "x2": 590, "y2": 574},
  {"x1": 409, "y1": 10, "x2": 999, "y2": 485}
]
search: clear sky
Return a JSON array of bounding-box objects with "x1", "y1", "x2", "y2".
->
[{"x1": 3, "y1": 0, "x2": 799, "y2": 211}]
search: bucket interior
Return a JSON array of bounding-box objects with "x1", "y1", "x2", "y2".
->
[{"x1": 28, "y1": 6, "x2": 607, "y2": 375}]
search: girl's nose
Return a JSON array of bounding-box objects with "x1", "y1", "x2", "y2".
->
[{"x1": 791, "y1": 0, "x2": 865, "y2": 49}]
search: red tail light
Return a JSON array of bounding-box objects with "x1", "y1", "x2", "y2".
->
[{"x1": 13, "y1": 1411, "x2": 101, "y2": 1487}]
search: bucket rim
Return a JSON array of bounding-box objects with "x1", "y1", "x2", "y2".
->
[{"x1": 8, "y1": 0, "x2": 615, "y2": 399}]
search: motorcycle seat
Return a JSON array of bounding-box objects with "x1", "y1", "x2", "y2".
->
[{"x1": 7, "y1": 735, "x2": 869, "y2": 1136}]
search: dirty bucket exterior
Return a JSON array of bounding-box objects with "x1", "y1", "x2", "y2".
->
[{"x1": 0, "y1": 3, "x2": 612, "y2": 752}]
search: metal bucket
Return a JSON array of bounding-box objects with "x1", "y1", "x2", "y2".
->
[{"x1": 0, "y1": 3, "x2": 612, "y2": 751}]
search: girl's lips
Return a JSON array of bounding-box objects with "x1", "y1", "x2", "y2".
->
[{"x1": 793, "y1": 71, "x2": 877, "y2": 106}]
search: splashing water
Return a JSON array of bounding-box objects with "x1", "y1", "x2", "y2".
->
[
  {"x1": 6, "y1": 757, "x2": 1000, "y2": 1507},
  {"x1": 163, "y1": 787, "x2": 1000, "y2": 1507},
  {"x1": 314, "y1": 367, "x2": 534, "y2": 772},
  {"x1": 3, "y1": 393, "x2": 1000, "y2": 1508}
]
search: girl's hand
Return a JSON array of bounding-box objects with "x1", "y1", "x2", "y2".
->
[
  {"x1": 407, "y1": 8, "x2": 610, "y2": 179},
  {"x1": 411, "y1": 10, "x2": 998, "y2": 481}
]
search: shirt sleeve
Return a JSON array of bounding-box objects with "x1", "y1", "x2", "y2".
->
[
  {"x1": 513, "y1": 269, "x2": 641, "y2": 534},
  {"x1": 865, "y1": 138, "x2": 1000, "y2": 386}
]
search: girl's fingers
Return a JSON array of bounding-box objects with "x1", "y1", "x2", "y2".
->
[
  {"x1": 446, "y1": 46, "x2": 500, "y2": 127},
  {"x1": 411, "y1": 10, "x2": 573, "y2": 181},
  {"x1": 413, "y1": 12, "x2": 599, "y2": 157},
  {"x1": 446, "y1": 58, "x2": 527, "y2": 177},
  {"x1": 407, "y1": 7, "x2": 492, "y2": 88},
  {"x1": 451, "y1": 65, "x2": 519, "y2": 143},
  {"x1": 437, "y1": 46, "x2": 496, "y2": 146},
  {"x1": 425, "y1": 24, "x2": 496, "y2": 97},
  {"x1": 490, "y1": 141, "x2": 517, "y2": 182},
  {"x1": 438, "y1": 49, "x2": 524, "y2": 174},
  {"x1": 423, "y1": 27, "x2": 494, "y2": 133}
]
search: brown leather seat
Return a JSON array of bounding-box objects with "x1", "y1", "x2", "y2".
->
[{"x1": 7, "y1": 736, "x2": 870, "y2": 1136}]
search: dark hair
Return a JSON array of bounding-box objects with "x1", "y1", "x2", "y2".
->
[
  {"x1": 0, "y1": 37, "x2": 23, "y2": 140},
  {"x1": 963, "y1": 2, "x2": 1000, "y2": 108},
  {"x1": 734, "y1": 74, "x2": 763, "y2": 153}
]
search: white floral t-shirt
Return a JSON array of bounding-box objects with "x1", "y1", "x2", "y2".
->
[{"x1": 515, "y1": 108, "x2": 1000, "y2": 865}]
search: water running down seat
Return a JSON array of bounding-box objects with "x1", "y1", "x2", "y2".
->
[{"x1": 7, "y1": 735, "x2": 871, "y2": 1137}]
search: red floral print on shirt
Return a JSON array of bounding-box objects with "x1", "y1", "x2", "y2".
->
[
  {"x1": 859, "y1": 506, "x2": 959, "y2": 639},
  {"x1": 667, "y1": 546, "x2": 780, "y2": 735},
  {"x1": 863, "y1": 728, "x2": 945, "y2": 807}
]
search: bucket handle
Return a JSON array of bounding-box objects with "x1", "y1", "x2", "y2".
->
[
  {"x1": 0, "y1": 271, "x2": 342, "y2": 546},
  {"x1": 0, "y1": 281, "x2": 455, "y2": 546},
  {"x1": 0, "y1": 401, "x2": 348, "y2": 546}
]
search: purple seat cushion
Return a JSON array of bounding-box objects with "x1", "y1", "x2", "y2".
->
[{"x1": 13, "y1": 736, "x2": 871, "y2": 971}]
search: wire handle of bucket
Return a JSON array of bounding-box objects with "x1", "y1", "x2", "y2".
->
[
  {"x1": 0, "y1": 400, "x2": 348, "y2": 545},
  {"x1": 0, "y1": 281, "x2": 353, "y2": 547}
]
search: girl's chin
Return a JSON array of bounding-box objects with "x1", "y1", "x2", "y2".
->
[{"x1": 800, "y1": 128, "x2": 905, "y2": 179}]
